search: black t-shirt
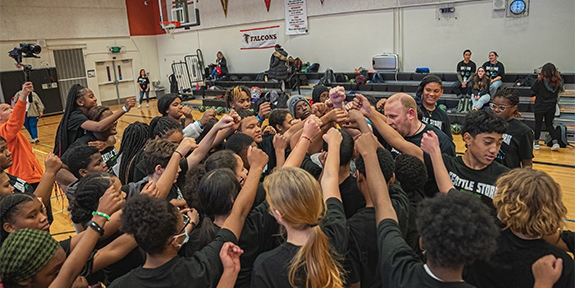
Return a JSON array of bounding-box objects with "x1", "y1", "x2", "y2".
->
[
  {"x1": 531, "y1": 79, "x2": 561, "y2": 112},
  {"x1": 133, "y1": 157, "x2": 189, "y2": 197},
  {"x1": 457, "y1": 60, "x2": 477, "y2": 83},
  {"x1": 345, "y1": 184, "x2": 410, "y2": 287},
  {"x1": 8, "y1": 173, "x2": 34, "y2": 195},
  {"x1": 138, "y1": 76, "x2": 150, "y2": 90},
  {"x1": 464, "y1": 228, "x2": 574, "y2": 288},
  {"x1": 423, "y1": 155, "x2": 510, "y2": 213},
  {"x1": 495, "y1": 119, "x2": 534, "y2": 169},
  {"x1": 299, "y1": 154, "x2": 323, "y2": 179},
  {"x1": 560, "y1": 230, "x2": 574, "y2": 253},
  {"x1": 67, "y1": 133, "x2": 119, "y2": 171},
  {"x1": 251, "y1": 198, "x2": 348, "y2": 287},
  {"x1": 109, "y1": 228, "x2": 238, "y2": 288},
  {"x1": 378, "y1": 219, "x2": 476, "y2": 288},
  {"x1": 62, "y1": 109, "x2": 89, "y2": 155},
  {"x1": 420, "y1": 106, "x2": 453, "y2": 140},
  {"x1": 481, "y1": 61, "x2": 505, "y2": 80},
  {"x1": 339, "y1": 175, "x2": 366, "y2": 219}
]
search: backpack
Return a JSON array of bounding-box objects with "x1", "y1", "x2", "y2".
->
[
  {"x1": 371, "y1": 72, "x2": 384, "y2": 83},
  {"x1": 301, "y1": 62, "x2": 311, "y2": 73},
  {"x1": 335, "y1": 73, "x2": 347, "y2": 83},
  {"x1": 322, "y1": 69, "x2": 335, "y2": 86},
  {"x1": 230, "y1": 76, "x2": 240, "y2": 81},
  {"x1": 309, "y1": 63, "x2": 320, "y2": 73},
  {"x1": 169, "y1": 74, "x2": 178, "y2": 93},
  {"x1": 241, "y1": 76, "x2": 252, "y2": 81},
  {"x1": 514, "y1": 75, "x2": 537, "y2": 87},
  {"x1": 293, "y1": 58, "x2": 303, "y2": 73},
  {"x1": 545, "y1": 123, "x2": 569, "y2": 148},
  {"x1": 255, "y1": 72, "x2": 265, "y2": 81}
]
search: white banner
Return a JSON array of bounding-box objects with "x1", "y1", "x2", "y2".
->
[
  {"x1": 240, "y1": 26, "x2": 279, "y2": 50},
  {"x1": 284, "y1": 0, "x2": 308, "y2": 35}
]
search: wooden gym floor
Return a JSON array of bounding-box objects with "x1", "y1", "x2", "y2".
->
[{"x1": 27, "y1": 99, "x2": 574, "y2": 241}]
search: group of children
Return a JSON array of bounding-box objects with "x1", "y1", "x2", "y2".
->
[{"x1": 0, "y1": 71, "x2": 572, "y2": 288}]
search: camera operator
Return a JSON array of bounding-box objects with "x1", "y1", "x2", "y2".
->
[{"x1": 0, "y1": 82, "x2": 45, "y2": 189}]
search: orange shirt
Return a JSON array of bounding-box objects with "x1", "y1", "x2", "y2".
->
[{"x1": 0, "y1": 100, "x2": 44, "y2": 183}]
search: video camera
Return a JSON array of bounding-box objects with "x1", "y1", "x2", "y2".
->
[{"x1": 8, "y1": 43, "x2": 42, "y2": 81}]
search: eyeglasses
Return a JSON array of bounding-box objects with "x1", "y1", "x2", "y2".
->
[{"x1": 489, "y1": 103, "x2": 508, "y2": 111}]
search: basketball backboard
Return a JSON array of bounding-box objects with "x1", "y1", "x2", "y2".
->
[{"x1": 159, "y1": 0, "x2": 200, "y2": 30}]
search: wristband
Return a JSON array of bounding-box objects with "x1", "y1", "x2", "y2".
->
[
  {"x1": 86, "y1": 220, "x2": 105, "y2": 236},
  {"x1": 174, "y1": 150, "x2": 184, "y2": 159},
  {"x1": 301, "y1": 135, "x2": 312, "y2": 143},
  {"x1": 366, "y1": 119, "x2": 373, "y2": 126},
  {"x1": 122, "y1": 106, "x2": 129, "y2": 113},
  {"x1": 256, "y1": 115, "x2": 264, "y2": 122},
  {"x1": 92, "y1": 211, "x2": 110, "y2": 221},
  {"x1": 196, "y1": 120, "x2": 203, "y2": 129}
]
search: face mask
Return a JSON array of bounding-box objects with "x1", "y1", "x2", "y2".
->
[{"x1": 173, "y1": 230, "x2": 189, "y2": 248}]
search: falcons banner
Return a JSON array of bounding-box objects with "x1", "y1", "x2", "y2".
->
[{"x1": 240, "y1": 26, "x2": 279, "y2": 50}]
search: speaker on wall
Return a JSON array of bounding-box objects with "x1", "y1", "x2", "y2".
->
[{"x1": 493, "y1": 0, "x2": 506, "y2": 10}]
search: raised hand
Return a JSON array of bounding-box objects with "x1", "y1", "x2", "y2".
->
[
  {"x1": 214, "y1": 114, "x2": 236, "y2": 131},
  {"x1": 19, "y1": 82, "x2": 34, "y2": 100},
  {"x1": 140, "y1": 180, "x2": 159, "y2": 198},
  {"x1": 329, "y1": 86, "x2": 346, "y2": 108},
  {"x1": 355, "y1": 133, "x2": 379, "y2": 156},
  {"x1": 176, "y1": 137, "x2": 198, "y2": 156},
  {"x1": 88, "y1": 140, "x2": 108, "y2": 152},
  {"x1": 258, "y1": 102, "x2": 271, "y2": 120},
  {"x1": 312, "y1": 102, "x2": 328, "y2": 117},
  {"x1": 96, "y1": 185, "x2": 125, "y2": 217},
  {"x1": 124, "y1": 97, "x2": 137, "y2": 111},
  {"x1": 247, "y1": 146, "x2": 269, "y2": 171},
  {"x1": 420, "y1": 131, "x2": 440, "y2": 156},
  {"x1": 262, "y1": 125, "x2": 277, "y2": 136},
  {"x1": 322, "y1": 127, "x2": 342, "y2": 146},
  {"x1": 376, "y1": 98, "x2": 386, "y2": 111},
  {"x1": 200, "y1": 109, "x2": 217, "y2": 127},
  {"x1": 273, "y1": 134, "x2": 289, "y2": 151},
  {"x1": 353, "y1": 94, "x2": 372, "y2": 118},
  {"x1": 219, "y1": 242, "x2": 244, "y2": 275},
  {"x1": 44, "y1": 153, "x2": 63, "y2": 174},
  {"x1": 181, "y1": 105, "x2": 194, "y2": 119},
  {"x1": 302, "y1": 116, "x2": 322, "y2": 139}
]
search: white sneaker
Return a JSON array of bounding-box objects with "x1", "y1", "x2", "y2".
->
[
  {"x1": 551, "y1": 143, "x2": 560, "y2": 151},
  {"x1": 146, "y1": 103, "x2": 149, "y2": 108},
  {"x1": 138, "y1": 104, "x2": 141, "y2": 109},
  {"x1": 533, "y1": 143, "x2": 540, "y2": 150}
]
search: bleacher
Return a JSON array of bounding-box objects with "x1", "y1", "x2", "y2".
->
[{"x1": 191, "y1": 71, "x2": 575, "y2": 139}]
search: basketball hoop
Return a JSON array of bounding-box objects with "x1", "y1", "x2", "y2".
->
[{"x1": 160, "y1": 21, "x2": 181, "y2": 39}]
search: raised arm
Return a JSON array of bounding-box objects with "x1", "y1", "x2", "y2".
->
[
  {"x1": 284, "y1": 117, "x2": 321, "y2": 168},
  {"x1": 187, "y1": 114, "x2": 235, "y2": 168},
  {"x1": 49, "y1": 185, "x2": 124, "y2": 288},
  {"x1": 1, "y1": 82, "x2": 32, "y2": 139},
  {"x1": 216, "y1": 242, "x2": 244, "y2": 288},
  {"x1": 34, "y1": 153, "x2": 62, "y2": 206},
  {"x1": 420, "y1": 131, "x2": 454, "y2": 194},
  {"x1": 320, "y1": 128, "x2": 343, "y2": 201},
  {"x1": 80, "y1": 98, "x2": 136, "y2": 132},
  {"x1": 221, "y1": 147, "x2": 268, "y2": 239},
  {"x1": 354, "y1": 94, "x2": 423, "y2": 161},
  {"x1": 153, "y1": 137, "x2": 197, "y2": 199},
  {"x1": 355, "y1": 133, "x2": 397, "y2": 223}
]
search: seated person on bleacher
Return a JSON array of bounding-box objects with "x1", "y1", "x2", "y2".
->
[
  {"x1": 482, "y1": 51, "x2": 505, "y2": 96},
  {"x1": 471, "y1": 67, "x2": 491, "y2": 111},
  {"x1": 455, "y1": 49, "x2": 476, "y2": 96},
  {"x1": 415, "y1": 75, "x2": 452, "y2": 140}
]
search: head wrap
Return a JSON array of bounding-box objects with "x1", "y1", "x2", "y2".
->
[
  {"x1": 311, "y1": 85, "x2": 329, "y2": 103},
  {"x1": 0, "y1": 228, "x2": 59, "y2": 283},
  {"x1": 286, "y1": 95, "x2": 308, "y2": 118}
]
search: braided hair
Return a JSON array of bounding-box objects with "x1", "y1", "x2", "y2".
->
[
  {"x1": 118, "y1": 122, "x2": 150, "y2": 184},
  {"x1": 0, "y1": 194, "x2": 36, "y2": 244},
  {"x1": 149, "y1": 116, "x2": 182, "y2": 140},
  {"x1": 68, "y1": 172, "x2": 114, "y2": 225},
  {"x1": 54, "y1": 84, "x2": 91, "y2": 157}
]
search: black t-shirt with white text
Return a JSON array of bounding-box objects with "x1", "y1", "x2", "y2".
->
[
  {"x1": 457, "y1": 60, "x2": 477, "y2": 83},
  {"x1": 495, "y1": 118, "x2": 534, "y2": 169},
  {"x1": 420, "y1": 106, "x2": 453, "y2": 140},
  {"x1": 482, "y1": 61, "x2": 505, "y2": 79}
]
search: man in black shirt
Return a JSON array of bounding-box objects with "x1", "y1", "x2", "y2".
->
[{"x1": 455, "y1": 49, "x2": 476, "y2": 96}]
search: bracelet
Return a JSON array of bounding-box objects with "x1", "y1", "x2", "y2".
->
[
  {"x1": 86, "y1": 220, "x2": 105, "y2": 236},
  {"x1": 301, "y1": 135, "x2": 312, "y2": 143},
  {"x1": 174, "y1": 150, "x2": 184, "y2": 159},
  {"x1": 122, "y1": 106, "x2": 129, "y2": 113},
  {"x1": 92, "y1": 211, "x2": 110, "y2": 221},
  {"x1": 366, "y1": 119, "x2": 373, "y2": 125},
  {"x1": 256, "y1": 115, "x2": 265, "y2": 122},
  {"x1": 196, "y1": 120, "x2": 203, "y2": 129}
]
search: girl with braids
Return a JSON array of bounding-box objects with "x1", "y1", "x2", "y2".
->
[
  {"x1": 251, "y1": 128, "x2": 348, "y2": 288},
  {"x1": 471, "y1": 66, "x2": 491, "y2": 111},
  {"x1": 53, "y1": 84, "x2": 135, "y2": 157},
  {"x1": 465, "y1": 169, "x2": 574, "y2": 288},
  {"x1": 531, "y1": 62, "x2": 564, "y2": 150},
  {"x1": 111, "y1": 121, "x2": 149, "y2": 183},
  {"x1": 491, "y1": 87, "x2": 534, "y2": 168}
]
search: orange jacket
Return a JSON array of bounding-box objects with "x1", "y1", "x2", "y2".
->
[{"x1": 0, "y1": 100, "x2": 44, "y2": 183}]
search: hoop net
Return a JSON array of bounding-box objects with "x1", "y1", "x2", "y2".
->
[{"x1": 160, "y1": 21, "x2": 181, "y2": 39}]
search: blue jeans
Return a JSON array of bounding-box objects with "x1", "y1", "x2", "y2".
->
[
  {"x1": 210, "y1": 69, "x2": 219, "y2": 80},
  {"x1": 489, "y1": 80, "x2": 502, "y2": 96},
  {"x1": 471, "y1": 94, "x2": 491, "y2": 110},
  {"x1": 24, "y1": 114, "x2": 39, "y2": 139},
  {"x1": 139, "y1": 90, "x2": 150, "y2": 104}
]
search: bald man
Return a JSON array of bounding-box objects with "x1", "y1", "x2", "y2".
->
[{"x1": 377, "y1": 93, "x2": 455, "y2": 156}]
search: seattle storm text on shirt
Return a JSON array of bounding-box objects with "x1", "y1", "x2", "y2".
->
[
  {"x1": 422, "y1": 117, "x2": 443, "y2": 131},
  {"x1": 449, "y1": 171, "x2": 497, "y2": 199},
  {"x1": 502, "y1": 133, "x2": 512, "y2": 145}
]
